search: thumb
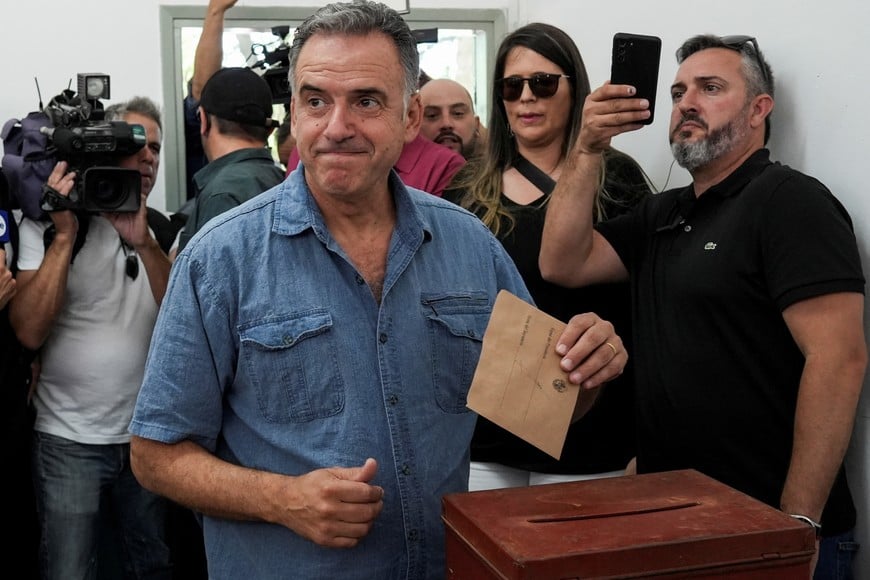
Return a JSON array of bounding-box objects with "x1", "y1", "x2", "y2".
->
[{"x1": 345, "y1": 457, "x2": 378, "y2": 483}]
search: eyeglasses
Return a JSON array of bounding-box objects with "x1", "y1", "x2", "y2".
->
[
  {"x1": 496, "y1": 73, "x2": 570, "y2": 102},
  {"x1": 719, "y1": 35, "x2": 770, "y2": 86}
]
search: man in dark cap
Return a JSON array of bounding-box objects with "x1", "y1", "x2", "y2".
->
[{"x1": 175, "y1": 67, "x2": 285, "y2": 255}]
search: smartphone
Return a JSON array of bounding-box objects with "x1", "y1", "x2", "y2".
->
[{"x1": 610, "y1": 32, "x2": 662, "y2": 125}]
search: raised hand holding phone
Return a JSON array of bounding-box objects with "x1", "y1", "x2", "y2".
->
[{"x1": 610, "y1": 32, "x2": 662, "y2": 125}]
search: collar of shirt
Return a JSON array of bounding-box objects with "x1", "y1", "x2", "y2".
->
[
  {"x1": 192, "y1": 147, "x2": 278, "y2": 192},
  {"x1": 274, "y1": 165, "x2": 434, "y2": 246}
]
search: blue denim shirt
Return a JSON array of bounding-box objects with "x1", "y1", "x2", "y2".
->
[{"x1": 130, "y1": 168, "x2": 531, "y2": 580}]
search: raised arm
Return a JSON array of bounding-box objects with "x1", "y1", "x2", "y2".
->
[
  {"x1": 539, "y1": 83, "x2": 649, "y2": 287},
  {"x1": 9, "y1": 163, "x2": 78, "y2": 350},
  {"x1": 190, "y1": 0, "x2": 238, "y2": 101}
]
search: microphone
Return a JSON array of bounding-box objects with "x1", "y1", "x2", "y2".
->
[
  {"x1": 0, "y1": 209, "x2": 10, "y2": 243},
  {"x1": 656, "y1": 214, "x2": 684, "y2": 233}
]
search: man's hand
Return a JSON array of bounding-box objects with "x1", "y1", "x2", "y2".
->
[
  {"x1": 103, "y1": 194, "x2": 152, "y2": 249},
  {"x1": 209, "y1": 0, "x2": 238, "y2": 13},
  {"x1": 576, "y1": 82, "x2": 651, "y2": 155},
  {"x1": 278, "y1": 458, "x2": 384, "y2": 548},
  {"x1": 555, "y1": 313, "x2": 627, "y2": 389},
  {"x1": 45, "y1": 161, "x2": 79, "y2": 236}
]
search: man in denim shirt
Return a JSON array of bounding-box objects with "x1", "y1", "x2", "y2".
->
[{"x1": 129, "y1": 2, "x2": 627, "y2": 579}]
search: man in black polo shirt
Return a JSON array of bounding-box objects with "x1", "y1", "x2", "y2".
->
[{"x1": 540, "y1": 34, "x2": 866, "y2": 579}]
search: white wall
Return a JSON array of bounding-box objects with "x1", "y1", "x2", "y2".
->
[{"x1": 2, "y1": 0, "x2": 867, "y2": 574}]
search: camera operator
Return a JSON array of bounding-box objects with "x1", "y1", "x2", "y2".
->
[{"x1": 9, "y1": 96, "x2": 172, "y2": 580}]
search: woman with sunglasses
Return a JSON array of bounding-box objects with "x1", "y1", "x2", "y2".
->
[{"x1": 445, "y1": 22, "x2": 652, "y2": 490}]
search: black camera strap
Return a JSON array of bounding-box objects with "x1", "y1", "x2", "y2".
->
[{"x1": 40, "y1": 183, "x2": 74, "y2": 213}]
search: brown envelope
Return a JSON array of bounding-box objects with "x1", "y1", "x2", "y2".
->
[{"x1": 467, "y1": 290, "x2": 578, "y2": 459}]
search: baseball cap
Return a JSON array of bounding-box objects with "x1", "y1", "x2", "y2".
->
[{"x1": 200, "y1": 67, "x2": 279, "y2": 128}]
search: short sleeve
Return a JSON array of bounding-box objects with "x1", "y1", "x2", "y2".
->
[
  {"x1": 16, "y1": 217, "x2": 50, "y2": 271},
  {"x1": 762, "y1": 174, "x2": 864, "y2": 309}
]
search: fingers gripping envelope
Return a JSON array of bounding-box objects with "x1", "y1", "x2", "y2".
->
[{"x1": 467, "y1": 291, "x2": 578, "y2": 460}]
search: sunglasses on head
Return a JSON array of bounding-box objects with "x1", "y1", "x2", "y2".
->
[
  {"x1": 718, "y1": 35, "x2": 770, "y2": 85},
  {"x1": 496, "y1": 73, "x2": 570, "y2": 102}
]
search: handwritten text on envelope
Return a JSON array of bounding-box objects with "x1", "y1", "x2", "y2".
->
[{"x1": 466, "y1": 290, "x2": 578, "y2": 459}]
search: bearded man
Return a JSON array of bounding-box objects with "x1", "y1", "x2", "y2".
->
[{"x1": 539, "y1": 34, "x2": 866, "y2": 579}]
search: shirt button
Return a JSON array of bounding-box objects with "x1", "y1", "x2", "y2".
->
[
  {"x1": 355, "y1": 274, "x2": 365, "y2": 285},
  {"x1": 683, "y1": 225, "x2": 692, "y2": 232},
  {"x1": 401, "y1": 464, "x2": 411, "y2": 475},
  {"x1": 387, "y1": 394, "x2": 399, "y2": 405},
  {"x1": 282, "y1": 335, "x2": 294, "y2": 345},
  {"x1": 408, "y1": 529, "x2": 419, "y2": 541},
  {"x1": 379, "y1": 333, "x2": 388, "y2": 344}
]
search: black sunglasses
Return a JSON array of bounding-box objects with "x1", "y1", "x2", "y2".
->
[
  {"x1": 719, "y1": 35, "x2": 770, "y2": 86},
  {"x1": 496, "y1": 73, "x2": 570, "y2": 102}
]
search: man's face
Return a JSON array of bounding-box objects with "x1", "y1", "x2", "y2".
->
[
  {"x1": 668, "y1": 48, "x2": 753, "y2": 172},
  {"x1": 419, "y1": 79, "x2": 480, "y2": 158},
  {"x1": 117, "y1": 112, "x2": 162, "y2": 197},
  {"x1": 290, "y1": 32, "x2": 419, "y2": 202},
  {"x1": 501, "y1": 46, "x2": 572, "y2": 153}
]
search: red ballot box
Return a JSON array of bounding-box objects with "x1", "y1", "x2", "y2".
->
[{"x1": 442, "y1": 469, "x2": 814, "y2": 579}]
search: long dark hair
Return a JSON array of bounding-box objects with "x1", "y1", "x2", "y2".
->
[{"x1": 450, "y1": 23, "x2": 592, "y2": 235}]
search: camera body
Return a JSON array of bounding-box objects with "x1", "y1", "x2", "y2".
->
[
  {"x1": 249, "y1": 26, "x2": 291, "y2": 104},
  {"x1": 40, "y1": 73, "x2": 146, "y2": 213}
]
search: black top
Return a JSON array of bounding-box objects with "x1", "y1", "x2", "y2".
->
[
  {"x1": 446, "y1": 149, "x2": 651, "y2": 473},
  {"x1": 178, "y1": 148, "x2": 285, "y2": 253},
  {"x1": 184, "y1": 93, "x2": 208, "y2": 202},
  {"x1": 1, "y1": 170, "x2": 37, "y2": 453},
  {"x1": 597, "y1": 148, "x2": 864, "y2": 535}
]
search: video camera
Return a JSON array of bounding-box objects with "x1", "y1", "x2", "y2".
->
[
  {"x1": 247, "y1": 26, "x2": 292, "y2": 105},
  {"x1": 40, "y1": 73, "x2": 146, "y2": 213}
]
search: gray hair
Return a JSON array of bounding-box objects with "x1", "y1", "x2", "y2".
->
[
  {"x1": 675, "y1": 35, "x2": 774, "y2": 99},
  {"x1": 676, "y1": 34, "x2": 774, "y2": 143},
  {"x1": 288, "y1": 1, "x2": 419, "y2": 100},
  {"x1": 104, "y1": 96, "x2": 163, "y2": 133}
]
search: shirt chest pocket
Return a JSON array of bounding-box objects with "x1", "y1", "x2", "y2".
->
[
  {"x1": 239, "y1": 310, "x2": 345, "y2": 423},
  {"x1": 421, "y1": 293, "x2": 491, "y2": 413}
]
